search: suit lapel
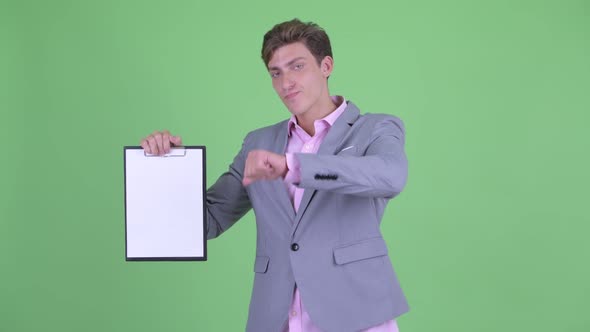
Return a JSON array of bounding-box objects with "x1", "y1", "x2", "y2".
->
[
  {"x1": 316, "y1": 102, "x2": 360, "y2": 155},
  {"x1": 292, "y1": 102, "x2": 361, "y2": 229}
]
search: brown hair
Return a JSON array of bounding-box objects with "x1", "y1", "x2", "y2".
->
[{"x1": 261, "y1": 19, "x2": 333, "y2": 67}]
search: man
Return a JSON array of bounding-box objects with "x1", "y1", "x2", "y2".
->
[{"x1": 141, "y1": 19, "x2": 409, "y2": 332}]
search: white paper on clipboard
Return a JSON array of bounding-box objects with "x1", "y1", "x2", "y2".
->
[{"x1": 123, "y1": 146, "x2": 206, "y2": 261}]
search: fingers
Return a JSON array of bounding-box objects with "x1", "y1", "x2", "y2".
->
[
  {"x1": 147, "y1": 135, "x2": 159, "y2": 155},
  {"x1": 153, "y1": 130, "x2": 165, "y2": 154},
  {"x1": 140, "y1": 130, "x2": 180, "y2": 155},
  {"x1": 243, "y1": 150, "x2": 285, "y2": 186},
  {"x1": 140, "y1": 138, "x2": 150, "y2": 153},
  {"x1": 242, "y1": 176, "x2": 253, "y2": 186},
  {"x1": 243, "y1": 151, "x2": 262, "y2": 186},
  {"x1": 162, "y1": 130, "x2": 171, "y2": 154},
  {"x1": 171, "y1": 135, "x2": 182, "y2": 146}
]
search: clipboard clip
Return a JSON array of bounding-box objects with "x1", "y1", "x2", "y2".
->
[{"x1": 144, "y1": 147, "x2": 187, "y2": 157}]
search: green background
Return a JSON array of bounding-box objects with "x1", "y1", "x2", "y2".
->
[{"x1": 2, "y1": 0, "x2": 589, "y2": 331}]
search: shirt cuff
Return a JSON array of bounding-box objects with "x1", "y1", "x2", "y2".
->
[{"x1": 284, "y1": 153, "x2": 301, "y2": 184}]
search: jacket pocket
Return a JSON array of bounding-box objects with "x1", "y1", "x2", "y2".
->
[
  {"x1": 336, "y1": 145, "x2": 359, "y2": 156},
  {"x1": 253, "y1": 256, "x2": 270, "y2": 273},
  {"x1": 333, "y1": 237, "x2": 388, "y2": 265}
]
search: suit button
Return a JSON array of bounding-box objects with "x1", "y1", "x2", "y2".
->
[{"x1": 291, "y1": 243, "x2": 299, "y2": 251}]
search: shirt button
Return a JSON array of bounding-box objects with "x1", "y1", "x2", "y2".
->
[
  {"x1": 291, "y1": 243, "x2": 299, "y2": 251},
  {"x1": 291, "y1": 310, "x2": 298, "y2": 317}
]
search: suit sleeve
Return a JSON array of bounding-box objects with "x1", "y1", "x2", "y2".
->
[
  {"x1": 205, "y1": 134, "x2": 252, "y2": 239},
  {"x1": 294, "y1": 116, "x2": 408, "y2": 199}
]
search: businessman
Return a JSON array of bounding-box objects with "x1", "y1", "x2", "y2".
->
[{"x1": 141, "y1": 19, "x2": 409, "y2": 332}]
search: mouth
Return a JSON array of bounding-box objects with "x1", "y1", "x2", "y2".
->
[{"x1": 284, "y1": 91, "x2": 300, "y2": 101}]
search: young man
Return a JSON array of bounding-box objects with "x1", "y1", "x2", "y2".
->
[{"x1": 141, "y1": 19, "x2": 409, "y2": 332}]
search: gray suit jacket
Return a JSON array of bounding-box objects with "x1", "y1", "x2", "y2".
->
[{"x1": 206, "y1": 102, "x2": 409, "y2": 332}]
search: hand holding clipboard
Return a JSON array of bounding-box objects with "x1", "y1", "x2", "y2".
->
[{"x1": 140, "y1": 130, "x2": 183, "y2": 156}]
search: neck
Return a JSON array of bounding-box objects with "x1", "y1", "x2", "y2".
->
[{"x1": 296, "y1": 95, "x2": 338, "y2": 136}]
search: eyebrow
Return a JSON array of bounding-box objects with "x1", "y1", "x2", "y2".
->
[{"x1": 268, "y1": 57, "x2": 306, "y2": 71}]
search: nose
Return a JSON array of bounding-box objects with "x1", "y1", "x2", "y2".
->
[{"x1": 281, "y1": 71, "x2": 295, "y2": 91}]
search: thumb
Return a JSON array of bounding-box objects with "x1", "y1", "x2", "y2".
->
[
  {"x1": 242, "y1": 176, "x2": 252, "y2": 187},
  {"x1": 171, "y1": 135, "x2": 182, "y2": 146}
]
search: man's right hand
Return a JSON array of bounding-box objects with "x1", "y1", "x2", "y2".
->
[{"x1": 140, "y1": 130, "x2": 183, "y2": 155}]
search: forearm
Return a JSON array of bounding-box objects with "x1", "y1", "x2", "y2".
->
[
  {"x1": 206, "y1": 167, "x2": 252, "y2": 239},
  {"x1": 295, "y1": 152, "x2": 407, "y2": 198},
  {"x1": 205, "y1": 136, "x2": 252, "y2": 239},
  {"x1": 288, "y1": 116, "x2": 407, "y2": 199}
]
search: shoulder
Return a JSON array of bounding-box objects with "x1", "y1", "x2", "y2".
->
[
  {"x1": 347, "y1": 101, "x2": 405, "y2": 131},
  {"x1": 357, "y1": 112, "x2": 405, "y2": 136},
  {"x1": 347, "y1": 103, "x2": 406, "y2": 143},
  {"x1": 242, "y1": 119, "x2": 289, "y2": 145}
]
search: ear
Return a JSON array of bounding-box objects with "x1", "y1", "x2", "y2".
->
[{"x1": 320, "y1": 56, "x2": 334, "y2": 78}]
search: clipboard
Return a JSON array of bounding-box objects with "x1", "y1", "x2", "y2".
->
[{"x1": 123, "y1": 146, "x2": 207, "y2": 261}]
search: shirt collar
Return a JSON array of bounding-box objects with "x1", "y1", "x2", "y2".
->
[{"x1": 287, "y1": 95, "x2": 347, "y2": 137}]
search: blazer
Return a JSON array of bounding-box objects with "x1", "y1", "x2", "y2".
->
[{"x1": 205, "y1": 101, "x2": 409, "y2": 332}]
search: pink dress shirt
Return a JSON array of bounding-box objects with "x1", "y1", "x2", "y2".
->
[{"x1": 282, "y1": 96, "x2": 399, "y2": 332}]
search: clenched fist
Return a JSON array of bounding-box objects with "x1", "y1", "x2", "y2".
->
[{"x1": 242, "y1": 150, "x2": 288, "y2": 186}]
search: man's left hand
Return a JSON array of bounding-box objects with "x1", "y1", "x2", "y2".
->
[{"x1": 242, "y1": 150, "x2": 288, "y2": 186}]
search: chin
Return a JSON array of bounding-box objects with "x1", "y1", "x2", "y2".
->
[
  {"x1": 284, "y1": 103, "x2": 308, "y2": 117},
  {"x1": 288, "y1": 109, "x2": 306, "y2": 118}
]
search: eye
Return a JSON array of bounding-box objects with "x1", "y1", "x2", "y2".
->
[
  {"x1": 270, "y1": 71, "x2": 280, "y2": 78},
  {"x1": 293, "y1": 64, "x2": 304, "y2": 70}
]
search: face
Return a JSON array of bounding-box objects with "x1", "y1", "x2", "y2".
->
[{"x1": 267, "y1": 42, "x2": 333, "y2": 118}]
